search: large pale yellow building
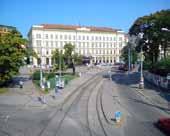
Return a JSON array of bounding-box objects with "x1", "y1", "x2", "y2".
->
[{"x1": 28, "y1": 24, "x2": 127, "y2": 66}]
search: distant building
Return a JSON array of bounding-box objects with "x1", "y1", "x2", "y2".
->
[
  {"x1": 0, "y1": 25, "x2": 16, "y2": 35},
  {"x1": 28, "y1": 24, "x2": 128, "y2": 66}
]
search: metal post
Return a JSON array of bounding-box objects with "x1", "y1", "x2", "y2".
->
[
  {"x1": 59, "y1": 49, "x2": 62, "y2": 82},
  {"x1": 40, "y1": 41, "x2": 43, "y2": 89},
  {"x1": 128, "y1": 44, "x2": 131, "y2": 75},
  {"x1": 139, "y1": 47, "x2": 144, "y2": 89}
]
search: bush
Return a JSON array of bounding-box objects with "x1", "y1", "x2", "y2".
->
[
  {"x1": 149, "y1": 57, "x2": 170, "y2": 77},
  {"x1": 46, "y1": 72, "x2": 55, "y2": 80},
  {"x1": 32, "y1": 71, "x2": 41, "y2": 80}
]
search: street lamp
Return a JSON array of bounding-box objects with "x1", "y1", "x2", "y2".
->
[
  {"x1": 128, "y1": 35, "x2": 137, "y2": 75},
  {"x1": 161, "y1": 28, "x2": 170, "y2": 32},
  {"x1": 138, "y1": 32, "x2": 144, "y2": 89}
]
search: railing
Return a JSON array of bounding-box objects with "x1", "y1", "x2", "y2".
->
[{"x1": 144, "y1": 71, "x2": 170, "y2": 91}]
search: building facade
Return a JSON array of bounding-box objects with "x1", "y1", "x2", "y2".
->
[{"x1": 28, "y1": 24, "x2": 127, "y2": 66}]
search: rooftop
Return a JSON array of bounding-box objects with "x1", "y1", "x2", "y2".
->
[{"x1": 33, "y1": 24, "x2": 122, "y2": 33}]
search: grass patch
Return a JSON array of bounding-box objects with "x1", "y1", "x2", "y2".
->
[
  {"x1": 0, "y1": 88, "x2": 8, "y2": 94},
  {"x1": 32, "y1": 72, "x2": 78, "y2": 92}
]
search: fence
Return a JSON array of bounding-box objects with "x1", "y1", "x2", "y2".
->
[{"x1": 144, "y1": 71, "x2": 170, "y2": 91}]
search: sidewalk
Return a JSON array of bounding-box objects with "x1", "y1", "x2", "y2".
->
[
  {"x1": 0, "y1": 66, "x2": 103, "y2": 109},
  {"x1": 129, "y1": 72, "x2": 170, "y2": 115}
]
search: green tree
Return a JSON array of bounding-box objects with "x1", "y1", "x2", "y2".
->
[
  {"x1": 73, "y1": 53, "x2": 83, "y2": 65},
  {"x1": 120, "y1": 42, "x2": 138, "y2": 65},
  {"x1": 64, "y1": 43, "x2": 75, "y2": 74},
  {"x1": 52, "y1": 49, "x2": 66, "y2": 71},
  {"x1": 64, "y1": 43, "x2": 75, "y2": 64},
  {"x1": 0, "y1": 30, "x2": 27, "y2": 86},
  {"x1": 129, "y1": 9, "x2": 170, "y2": 67}
]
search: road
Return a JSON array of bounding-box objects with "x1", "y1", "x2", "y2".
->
[{"x1": 0, "y1": 66, "x2": 169, "y2": 136}]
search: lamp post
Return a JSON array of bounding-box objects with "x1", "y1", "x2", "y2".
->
[
  {"x1": 138, "y1": 32, "x2": 144, "y2": 89},
  {"x1": 128, "y1": 42, "x2": 131, "y2": 75},
  {"x1": 161, "y1": 28, "x2": 170, "y2": 32},
  {"x1": 40, "y1": 34, "x2": 44, "y2": 89}
]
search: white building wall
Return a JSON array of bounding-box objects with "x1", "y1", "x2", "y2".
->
[{"x1": 29, "y1": 25, "x2": 127, "y2": 66}]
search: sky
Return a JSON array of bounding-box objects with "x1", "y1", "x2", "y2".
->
[{"x1": 0, "y1": 0, "x2": 170, "y2": 38}]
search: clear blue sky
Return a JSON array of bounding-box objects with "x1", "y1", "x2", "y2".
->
[{"x1": 1, "y1": 0, "x2": 170, "y2": 38}]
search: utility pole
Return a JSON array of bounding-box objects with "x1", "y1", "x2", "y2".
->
[
  {"x1": 138, "y1": 32, "x2": 144, "y2": 89},
  {"x1": 40, "y1": 31, "x2": 44, "y2": 89},
  {"x1": 128, "y1": 43, "x2": 131, "y2": 75}
]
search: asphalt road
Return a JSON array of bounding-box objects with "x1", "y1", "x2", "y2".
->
[
  {"x1": 0, "y1": 67, "x2": 169, "y2": 136},
  {"x1": 111, "y1": 71, "x2": 167, "y2": 136}
]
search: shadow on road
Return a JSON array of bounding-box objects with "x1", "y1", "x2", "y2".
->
[
  {"x1": 8, "y1": 76, "x2": 31, "y2": 88},
  {"x1": 130, "y1": 98, "x2": 170, "y2": 113},
  {"x1": 111, "y1": 69, "x2": 170, "y2": 106}
]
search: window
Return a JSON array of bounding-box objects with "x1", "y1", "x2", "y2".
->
[
  {"x1": 36, "y1": 40, "x2": 41, "y2": 47},
  {"x1": 69, "y1": 35, "x2": 71, "y2": 40},
  {"x1": 92, "y1": 36, "x2": 94, "y2": 40},
  {"x1": 87, "y1": 36, "x2": 89, "y2": 40},
  {"x1": 64, "y1": 35, "x2": 67, "y2": 40},
  {"x1": 36, "y1": 34, "x2": 41, "y2": 38},
  {"x1": 119, "y1": 37, "x2": 122, "y2": 41},
  {"x1": 55, "y1": 42, "x2": 58, "y2": 47},
  {"x1": 55, "y1": 35, "x2": 58, "y2": 39},
  {"x1": 46, "y1": 50, "x2": 49, "y2": 55},
  {"x1": 73, "y1": 36, "x2": 76, "y2": 40},
  {"x1": 114, "y1": 42, "x2": 116, "y2": 47},
  {"x1": 114, "y1": 37, "x2": 116, "y2": 41},
  {"x1": 87, "y1": 42, "x2": 89, "y2": 47},
  {"x1": 60, "y1": 35, "x2": 63, "y2": 40},
  {"x1": 99, "y1": 43, "x2": 101, "y2": 48},
  {"x1": 50, "y1": 34, "x2": 53, "y2": 39},
  {"x1": 45, "y1": 34, "x2": 48, "y2": 39},
  {"x1": 83, "y1": 36, "x2": 85, "y2": 40},
  {"x1": 96, "y1": 43, "x2": 98, "y2": 48},
  {"x1": 119, "y1": 42, "x2": 123, "y2": 48},
  {"x1": 83, "y1": 43, "x2": 85, "y2": 48},
  {"x1": 92, "y1": 43, "x2": 94, "y2": 48},
  {"x1": 60, "y1": 42, "x2": 63, "y2": 47},
  {"x1": 79, "y1": 36, "x2": 81, "y2": 40},
  {"x1": 46, "y1": 58, "x2": 49, "y2": 65},
  {"x1": 46, "y1": 41, "x2": 48, "y2": 47},
  {"x1": 103, "y1": 37, "x2": 105, "y2": 41},
  {"x1": 51, "y1": 41, "x2": 53, "y2": 47}
]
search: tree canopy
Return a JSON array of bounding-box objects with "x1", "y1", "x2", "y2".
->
[
  {"x1": 52, "y1": 43, "x2": 83, "y2": 74},
  {"x1": 129, "y1": 9, "x2": 170, "y2": 66},
  {"x1": 0, "y1": 30, "x2": 28, "y2": 85}
]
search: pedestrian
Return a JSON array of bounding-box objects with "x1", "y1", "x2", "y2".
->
[
  {"x1": 19, "y1": 80, "x2": 23, "y2": 88},
  {"x1": 55, "y1": 86, "x2": 58, "y2": 94},
  {"x1": 42, "y1": 95, "x2": 46, "y2": 104}
]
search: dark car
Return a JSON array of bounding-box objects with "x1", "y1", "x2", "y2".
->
[
  {"x1": 118, "y1": 64, "x2": 128, "y2": 71},
  {"x1": 156, "y1": 118, "x2": 170, "y2": 135}
]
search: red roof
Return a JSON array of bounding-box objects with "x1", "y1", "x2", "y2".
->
[{"x1": 41, "y1": 24, "x2": 120, "y2": 33}]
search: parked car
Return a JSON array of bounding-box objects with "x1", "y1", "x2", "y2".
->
[
  {"x1": 118, "y1": 64, "x2": 128, "y2": 71},
  {"x1": 155, "y1": 117, "x2": 170, "y2": 135}
]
